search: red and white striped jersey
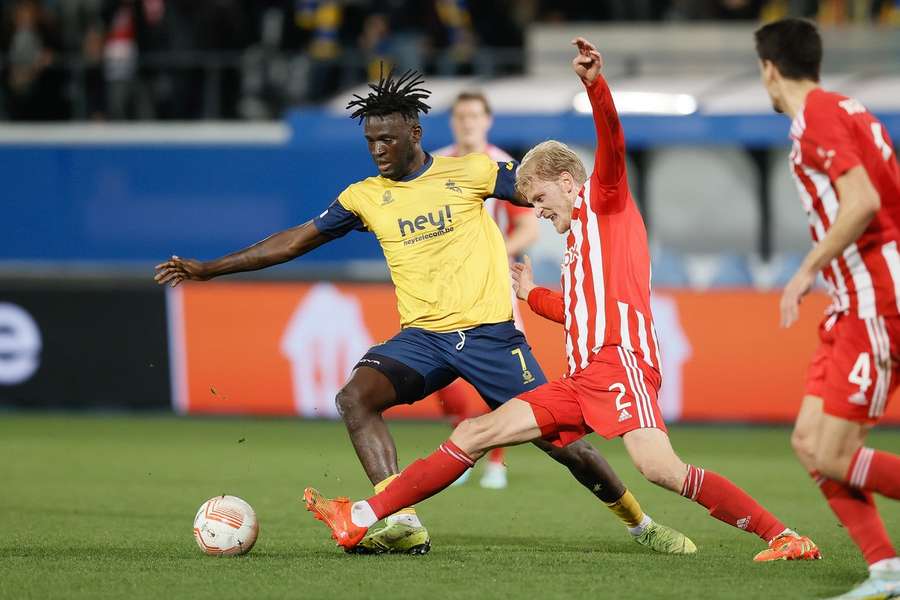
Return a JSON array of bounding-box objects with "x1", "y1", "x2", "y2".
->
[
  {"x1": 527, "y1": 75, "x2": 661, "y2": 377},
  {"x1": 432, "y1": 143, "x2": 532, "y2": 238},
  {"x1": 789, "y1": 89, "x2": 900, "y2": 319}
]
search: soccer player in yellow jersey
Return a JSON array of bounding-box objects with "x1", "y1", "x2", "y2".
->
[{"x1": 154, "y1": 69, "x2": 692, "y2": 556}]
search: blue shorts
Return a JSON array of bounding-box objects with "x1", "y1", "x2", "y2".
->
[{"x1": 358, "y1": 321, "x2": 547, "y2": 408}]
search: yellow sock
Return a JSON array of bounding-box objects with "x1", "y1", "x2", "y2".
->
[
  {"x1": 373, "y1": 474, "x2": 397, "y2": 494},
  {"x1": 605, "y1": 489, "x2": 645, "y2": 528},
  {"x1": 374, "y1": 474, "x2": 417, "y2": 518}
]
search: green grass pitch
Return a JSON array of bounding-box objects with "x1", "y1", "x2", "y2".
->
[{"x1": 2, "y1": 415, "x2": 899, "y2": 599}]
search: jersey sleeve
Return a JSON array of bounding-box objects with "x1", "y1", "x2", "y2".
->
[
  {"x1": 585, "y1": 75, "x2": 626, "y2": 187},
  {"x1": 527, "y1": 287, "x2": 565, "y2": 324},
  {"x1": 492, "y1": 159, "x2": 519, "y2": 201},
  {"x1": 312, "y1": 193, "x2": 366, "y2": 239},
  {"x1": 463, "y1": 152, "x2": 520, "y2": 201},
  {"x1": 801, "y1": 101, "x2": 863, "y2": 180}
]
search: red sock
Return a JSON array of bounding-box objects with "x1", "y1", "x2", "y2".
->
[
  {"x1": 847, "y1": 447, "x2": 900, "y2": 500},
  {"x1": 488, "y1": 447, "x2": 505, "y2": 464},
  {"x1": 367, "y1": 440, "x2": 474, "y2": 520},
  {"x1": 814, "y1": 471, "x2": 896, "y2": 565},
  {"x1": 681, "y1": 465, "x2": 786, "y2": 542}
]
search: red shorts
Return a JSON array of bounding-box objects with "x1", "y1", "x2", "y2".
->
[
  {"x1": 518, "y1": 347, "x2": 666, "y2": 447},
  {"x1": 805, "y1": 313, "x2": 900, "y2": 423}
]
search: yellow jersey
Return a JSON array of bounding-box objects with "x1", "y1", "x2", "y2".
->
[{"x1": 314, "y1": 153, "x2": 518, "y2": 332}]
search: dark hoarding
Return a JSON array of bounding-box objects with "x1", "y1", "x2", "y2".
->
[{"x1": 0, "y1": 283, "x2": 170, "y2": 410}]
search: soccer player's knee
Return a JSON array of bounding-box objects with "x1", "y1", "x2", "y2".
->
[
  {"x1": 790, "y1": 427, "x2": 815, "y2": 462},
  {"x1": 551, "y1": 439, "x2": 593, "y2": 466},
  {"x1": 334, "y1": 385, "x2": 364, "y2": 421},
  {"x1": 452, "y1": 416, "x2": 495, "y2": 453},
  {"x1": 634, "y1": 456, "x2": 683, "y2": 491}
]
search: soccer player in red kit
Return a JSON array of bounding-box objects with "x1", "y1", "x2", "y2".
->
[
  {"x1": 304, "y1": 37, "x2": 820, "y2": 564},
  {"x1": 756, "y1": 19, "x2": 900, "y2": 599},
  {"x1": 433, "y1": 91, "x2": 540, "y2": 489}
]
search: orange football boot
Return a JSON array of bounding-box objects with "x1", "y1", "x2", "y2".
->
[
  {"x1": 753, "y1": 532, "x2": 822, "y2": 562},
  {"x1": 303, "y1": 487, "x2": 368, "y2": 550}
]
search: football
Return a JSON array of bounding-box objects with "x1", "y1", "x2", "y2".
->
[{"x1": 192, "y1": 495, "x2": 259, "y2": 556}]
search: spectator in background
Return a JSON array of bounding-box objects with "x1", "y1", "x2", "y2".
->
[
  {"x1": 80, "y1": 14, "x2": 105, "y2": 119},
  {"x1": 433, "y1": 0, "x2": 475, "y2": 75},
  {"x1": 295, "y1": 0, "x2": 345, "y2": 102},
  {"x1": 195, "y1": 0, "x2": 248, "y2": 119},
  {"x1": 131, "y1": 0, "x2": 203, "y2": 119},
  {"x1": 669, "y1": 0, "x2": 765, "y2": 19},
  {"x1": 54, "y1": 0, "x2": 112, "y2": 119},
  {"x1": 874, "y1": 0, "x2": 900, "y2": 23},
  {"x1": 536, "y1": 0, "x2": 606, "y2": 21},
  {"x1": 712, "y1": 0, "x2": 766, "y2": 18},
  {"x1": 1, "y1": 0, "x2": 68, "y2": 120},
  {"x1": 467, "y1": 0, "x2": 525, "y2": 75},
  {"x1": 606, "y1": 0, "x2": 670, "y2": 20},
  {"x1": 103, "y1": 0, "x2": 141, "y2": 119},
  {"x1": 358, "y1": 0, "x2": 434, "y2": 79}
]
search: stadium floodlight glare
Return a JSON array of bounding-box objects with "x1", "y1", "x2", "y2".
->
[{"x1": 573, "y1": 91, "x2": 698, "y2": 116}]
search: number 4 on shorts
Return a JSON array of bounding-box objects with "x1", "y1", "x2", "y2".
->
[{"x1": 848, "y1": 352, "x2": 872, "y2": 405}]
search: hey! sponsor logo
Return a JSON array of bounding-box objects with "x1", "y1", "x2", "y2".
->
[{"x1": 397, "y1": 205, "x2": 455, "y2": 245}]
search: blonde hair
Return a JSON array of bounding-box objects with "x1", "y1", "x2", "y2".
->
[{"x1": 516, "y1": 140, "x2": 587, "y2": 194}]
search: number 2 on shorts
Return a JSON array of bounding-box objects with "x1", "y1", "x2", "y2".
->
[{"x1": 609, "y1": 383, "x2": 632, "y2": 411}]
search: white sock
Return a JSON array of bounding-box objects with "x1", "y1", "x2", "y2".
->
[
  {"x1": 628, "y1": 514, "x2": 653, "y2": 536},
  {"x1": 775, "y1": 528, "x2": 797, "y2": 542},
  {"x1": 870, "y1": 557, "x2": 900, "y2": 574},
  {"x1": 386, "y1": 512, "x2": 422, "y2": 528},
  {"x1": 350, "y1": 501, "x2": 378, "y2": 528}
]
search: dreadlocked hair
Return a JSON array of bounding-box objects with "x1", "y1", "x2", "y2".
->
[{"x1": 346, "y1": 65, "x2": 432, "y2": 123}]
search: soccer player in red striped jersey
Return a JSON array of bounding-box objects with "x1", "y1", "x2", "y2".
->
[
  {"x1": 433, "y1": 91, "x2": 540, "y2": 490},
  {"x1": 756, "y1": 18, "x2": 900, "y2": 599},
  {"x1": 304, "y1": 37, "x2": 820, "y2": 564}
]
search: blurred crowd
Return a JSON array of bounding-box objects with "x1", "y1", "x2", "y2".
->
[
  {"x1": 1, "y1": 0, "x2": 898, "y2": 121},
  {"x1": 549, "y1": 0, "x2": 900, "y2": 21}
]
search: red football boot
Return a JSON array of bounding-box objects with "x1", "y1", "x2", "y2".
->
[{"x1": 303, "y1": 487, "x2": 368, "y2": 550}]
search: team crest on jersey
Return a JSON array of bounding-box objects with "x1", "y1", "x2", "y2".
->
[
  {"x1": 816, "y1": 147, "x2": 836, "y2": 171},
  {"x1": 382, "y1": 190, "x2": 394, "y2": 205},
  {"x1": 562, "y1": 246, "x2": 580, "y2": 267},
  {"x1": 445, "y1": 180, "x2": 462, "y2": 194}
]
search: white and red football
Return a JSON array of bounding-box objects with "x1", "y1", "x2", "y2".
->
[{"x1": 193, "y1": 495, "x2": 259, "y2": 556}]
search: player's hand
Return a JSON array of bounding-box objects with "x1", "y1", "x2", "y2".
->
[
  {"x1": 154, "y1": 256, "x2": 210, "y2": 287},
  {"x1": 571, "y1": 37, "x2": 603, "y2": 85},
  {"x1": 511, "y1": 255, "x2": 537, "y2": 301},
  {"x1": 780, "y1": 268, "x2": 816, "y2": 328}
]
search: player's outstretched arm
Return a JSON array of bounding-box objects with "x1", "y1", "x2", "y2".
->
[
  {"x1": 153, "y1": 220, "x2": 331, "y2": 287},
  {"x1": 572, "y1": 37, "x2": 625, "y2": 187},
  {"x1": 780, "y1": 165, "x2": 880, "y2": 327},
  {"x1": 512, "y1": 256, "x2": 565, "y2": 324}
]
